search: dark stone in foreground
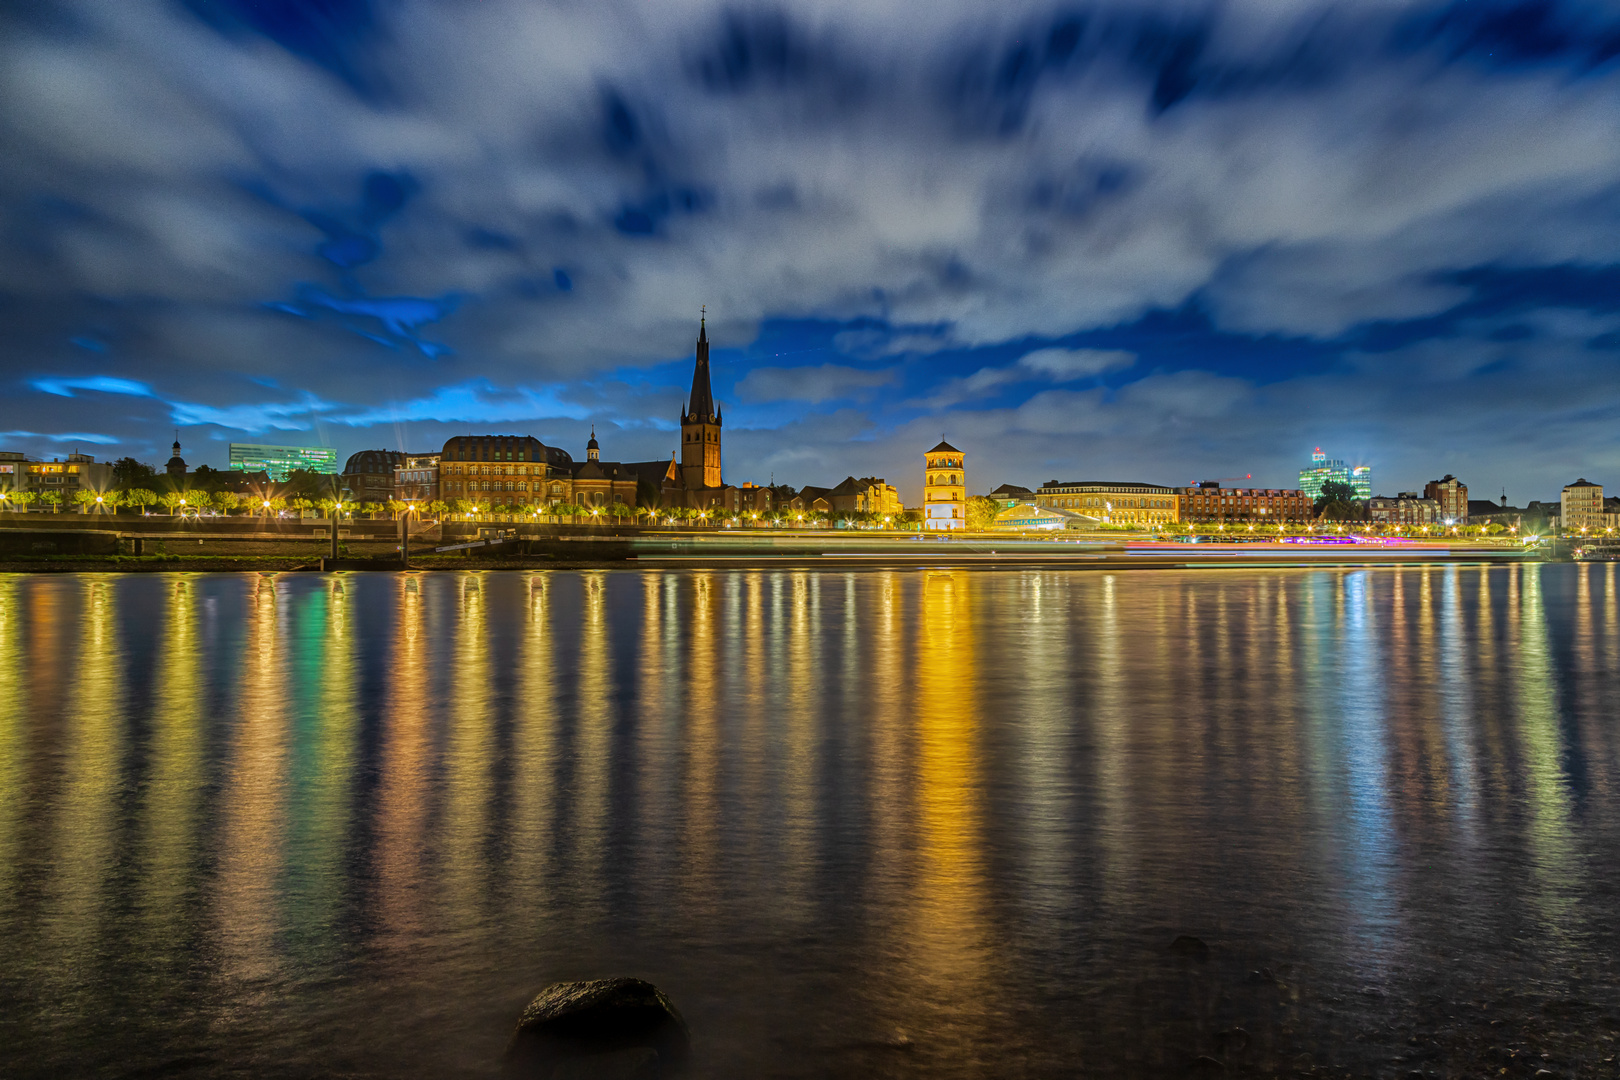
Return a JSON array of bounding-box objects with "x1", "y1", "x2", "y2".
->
[
  {"x1": 1169, "y1": 934, "x2": 1211, "y2": 961},
  {"x1": 503, "y1": 978, "x2": 689, "y2": 1080}
]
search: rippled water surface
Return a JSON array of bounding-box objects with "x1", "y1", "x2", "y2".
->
[{"x1": 2, "y1": 566, "x2": 1619, "y2": 1078}]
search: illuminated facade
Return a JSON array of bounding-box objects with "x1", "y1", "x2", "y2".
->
[
  {"x1": 923, "y1": 442, "x2": 966, "y2": 530},
  {"x1": 1298, "y1": 448, "x2": 1371, "y2": 501},
  {"x1": 439, "y1": 435, "x2": 571, "y2": 507},
  {"x1": 1035, "y1": 480, "x2": 1179, "y2": 525},
  {"x1": 1423, "y1": 474, "x2": 1468, "y2": 522},
  {"x1": 1561, "y1": 479, "x2": 1604, "y2": 531},
  {"x1": 1180, "y1": 483, "x2": 1310, "y2": 523},
  {"x1": 679, "y1": 317, "x2": 722, "y2": 491},
  {"x1": 1367, "y1": 492, "x2": 1441, "y2": 525},
  {"x1": 229, "y1": 443, "x2": 338, "y2": 481},
  {"x1": 394, "y1": 453, "x2": 440, "y2": 503},
  {"x1": 16, "y1": 453, "x2": 113, "y2": 504}
]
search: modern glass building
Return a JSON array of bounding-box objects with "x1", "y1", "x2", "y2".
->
[
  {"x1": 229, "y1": 443, "x2": 339, "y2": 481},
  {"x1": 1299, "y1": 448, "x2": 1371, "y2": 501}
]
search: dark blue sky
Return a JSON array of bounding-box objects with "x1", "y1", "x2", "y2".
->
[{"x1": 5, "y1": 0, "x2": 1620, "y2": 501}]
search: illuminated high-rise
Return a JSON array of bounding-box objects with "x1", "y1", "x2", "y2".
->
[
  {"x1": 1299, "y1": 448, "x2": 1370, "y2": 501},
  {"x1": 229, "y1": 443, "x2": 338, "y2": 481}
]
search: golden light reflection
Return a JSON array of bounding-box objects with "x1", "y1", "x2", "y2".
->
[
  {"x1": 44, "y1": 579, "x2": 125, "y2": 983},
  {"x1": 509, "y1": 572, "x2": 558, "y2": 908},
  {"x1": 214, "y1": 574, "x2": 291, "y2": 985},
  {"x1": 138, "y1": 577, "x2": 206, "y2": 947},
  {"x1": 374, "y1": 572, "x2": 434, "y2": 949},
  {"x1": 907, "y1": 570, "x2": 990, "y2": 1005},
  {"x1": 0, "y1": 575, "x2": 29, "y2": 909},
  {"x1": 445, "y1": 572, "x2": 494, "y2": 926}
]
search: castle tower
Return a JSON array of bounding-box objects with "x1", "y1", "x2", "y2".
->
[
  {"x1": 680, "y1": 316, "x2": 722, "y2": 489},
  {"x1": 587, "y1": 427, "x2": 600, "y2": 462},
  {"x1": 922, "y1": 441, "x2": 965, "y2": 530}
]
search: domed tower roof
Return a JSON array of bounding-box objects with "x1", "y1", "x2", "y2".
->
[
  {"x1": 343, "y1": 449, "x2": 406, "y2": 475},
  {"x1": 586, "y1": 426, "x2": 599, "y2": 451},
  {"x1": 166, "y1": 436, "x2": 187, "y2": 476}
]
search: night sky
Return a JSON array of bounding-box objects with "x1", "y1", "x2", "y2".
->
[{"x1": 5, "y1": 0, "x2": 1620, "y2": 502}]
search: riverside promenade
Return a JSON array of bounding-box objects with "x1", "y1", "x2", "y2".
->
[{"x1": 0, "y1": 513, "x2": 1540, "y2": 570}]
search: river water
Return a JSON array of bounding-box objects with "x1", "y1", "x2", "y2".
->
[{"x1": 1, "y1": 566, "x2": 1617, "y2": 1078}]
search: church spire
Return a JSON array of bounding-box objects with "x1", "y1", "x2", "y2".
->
[{"x1": 687, "y1": 311, "x2": 714, "y2": 420}]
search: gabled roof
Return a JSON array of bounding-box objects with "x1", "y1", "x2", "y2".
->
[
  {"x1": 989, "y1": 483, "x2": 1032, "y2": 496},
  {"x1": 928, "y1": 440, "x2": 961, "y2": 454}
]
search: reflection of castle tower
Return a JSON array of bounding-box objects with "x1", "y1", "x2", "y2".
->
[
  {"x1": 680, "y1": 317, "x2": 722, "y2": 490},
  {"x1": 165, "y1": 434, "x2": 187, "y2": 478}
]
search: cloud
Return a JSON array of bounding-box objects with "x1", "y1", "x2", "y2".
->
[
  {"x1": 735, "y1": 363, "x2": 898, "y2": 404},
  {"x1": 920, "y1": 347, "x2": 1135, "y2": 407},
  {"x1": 2, "y1": 0, "x2": 1620, "y2": 493}
]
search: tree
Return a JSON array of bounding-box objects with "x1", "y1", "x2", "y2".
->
[
  {"x1": 965, "y1": 496, "x2": 1000, "y2": 531},
  {"x1": 126, "y1": 488, "x2": 158, "y2": 514},
  {"x1": 159, "y1": 491, "x2": 188, "y2": 514},
  {"x1": 1313, "y1": 481, "x2": 1363, "y2": 520},
  {"x1": 190, "y1": 464, "x2": 228, "y2": 493},
  {"x1": 283, "y1": 468, "x2": 327, "y2": 502},
  {"x1": 609, "y1": 500, "x2": 633, "y2": 523},
  {"x1": 427, "y1": 500, "x2": 449, "y2": 517},
  {"x1": 73, "y1": 489, "x2": 100, "y2": 513},
  {"x1": 111, "y1": 457, "x2": 158, "y2": 491},
  {"x1": 385, "y1": 499, "x2": 408, "y2": 519},
  {"x1": 2, "y1": 490, "x2": 36, "y2": 512},
  {"x1": 210, "y1": 490, "x2": 240, "y2": 515},
  {"x1": 38, "y1": 491, "x2": 62, "y2": 511}
]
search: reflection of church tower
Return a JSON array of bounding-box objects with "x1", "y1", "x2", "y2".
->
[
  {"x1": 165, "y1": 434, "x2": 187, "y2": 478},
  {"x1": 680, "y1": 316, "x2": 722, "y2": 489}
]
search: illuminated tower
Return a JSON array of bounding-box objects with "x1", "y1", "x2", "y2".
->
[
  {"x1": 923, "y1": 441, "x2": 966, "y2": 530},
  {"x1": 680, "y1": 316, "x2": 722, "y2": 489}
]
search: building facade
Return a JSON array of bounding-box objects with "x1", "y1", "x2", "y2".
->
[
  {"x1": 825, "y1": 476, "x2": 903, "y2": 517},
  {"x1": 1562, "y1": 479, "x2": 1605, "y2": 531},
  {"x1": 1368, "y1": 493, "x2": 1442, "y2": 525},
  {"x1": 1424, "y1": 474, "x2": 1468, "y2": 522},
  {"x1": 1299, "y1": 449, "x2": 1372, "y2": 501},
  {"x1": 14, "y1": 453, "x2": 113, "y2": 507},
  {"x1": 438, "y1": 435, "x2": 572, "y2": 508},
  {"x1": 1036, "y1": 480, "x2": 1180, "y2": 525},
  {"x1": 342, "y1": 449, "x2": 406, "y2": 504},
  {"x1": 990, "y1": 504, "x2": 1094, "y2": 531},
  {"x1": 395, "y1": 453, "x2": 440, "y2": 504},
  {"x1": 229, "y1": 443, "x2": 339, "y2": 481},
  {"x1": 1180, "y1": 483, "x2": 1311, "y2": 523},
  {"x1": 923, "y1": 442, "x2": 966, "y2": 530}
]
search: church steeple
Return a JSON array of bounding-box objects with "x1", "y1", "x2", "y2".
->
[
  {"x1": 587, "y1": 426, "x2": 600, "y2": 462},
  {"x1": 679, "y1": 311, "x2": 722, "y2": 490},
  {"x1": 686, "y1": 312, "x2": 715, "y2": 421}
]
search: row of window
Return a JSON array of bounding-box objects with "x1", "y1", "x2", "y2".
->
[
  {"x1": 1048, "y1": 496, "x2": 1174, "y2": 509},
  {"x1": 444, "y1": 463, "x2": 542, "y2": 476},
  {"x1": 927, "y1": 474, "x2": 961, "y2": 487}
]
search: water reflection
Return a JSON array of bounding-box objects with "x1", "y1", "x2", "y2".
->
[{"x1": 1, "y1": 566, "x2": 1618, "y2": 1080}]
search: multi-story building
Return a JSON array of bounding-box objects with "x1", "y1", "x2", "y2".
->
[
  {"x1": 1424, "y1": 474, "x2": 1468, "y2": 523},
  {"x1": 439, "y1": 434, "x2": 573, "y2": 508},
  {"x1": 1180, "y1": 483, "x2": 1311, "y2": 523},
  {"x1": 1562, "y1": 479, "x2": 1605, "y2": 531},
  {"x1": 1036, "y1": 480, "x2": 1179, "y2": 525},
  {"x1": 923, "y1": 442, "x2": 966, "y2": 530},
  {"x1": 229, "y1": 443, "x2": 339, "y2": 481},
  {"x1": 1299, "y1": 448, "x2": 1371, "y2": 501},
  {"x1": 341, "y1": 449, "x2": 406, "y2": 504},
  {"x1": 1368, "y1": 492, "x2": 1442, "y2": 525},
  {"x1": 15, "y1": 453, "x2": 114, "y2": 507},
  {"x1": 0, "y1": 451, "x2": 27, "y2": 503},
  {"x1": 395, "y1": 452, "x2": 440, "y2": 504},
  {"x1": 826, "y1": 476, "x2": 902, "y2": 517}
]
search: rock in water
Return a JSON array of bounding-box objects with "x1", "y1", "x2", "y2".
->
[
  {"x1": 503, "y1": 978, "x2": 690, "y2": 1080},
  {"x1": 1169, "y1": 935, "x2": 1211, "y2": 961}
]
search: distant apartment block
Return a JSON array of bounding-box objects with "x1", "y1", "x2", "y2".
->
[
  {"x1": 229, "y1": 443, "x2": 339, "y2": 482},
  {"x1": 1423, "y1": 474, "x2": 1468, "y2": 522},
  {"x1": 1181, "y1": 483, "x2": 1311, "y2": 523},
  {"x1": 1562, "y1": 479, "x2": 1605, "y2": 531},
  {"x1": 1368, "y1": 493, "x2": 1442, "y2": 525}
]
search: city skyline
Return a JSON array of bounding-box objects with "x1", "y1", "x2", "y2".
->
[{"x1": 5, "y1": 2, "x2": 1620, "y2": 502}]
